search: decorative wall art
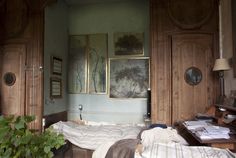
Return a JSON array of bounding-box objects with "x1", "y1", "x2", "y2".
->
[
  {"x1": 68, "y1": 35, "x2": 87, "y2": 93},
  {"x1": 51, "y1": 56, "x2": 62, "y2": 75},
  {"x1": 109, "y1": 57, "x2": 150, "y2": 98},
  {"x1": 88, "y1": 34, "x2": 107, "y2": 94},
  {"x1": 50, "y1": 78, "x2": 62, "y2": 98},
  {"x1": 68, "y1": 34, "x2": 108, "y2": 94},
  {"x1": 114, "y1": 32, "x2": 144, "y2": 56}
]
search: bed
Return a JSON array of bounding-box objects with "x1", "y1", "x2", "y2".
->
[
  {"x1": 51, "y1": 120, "x2": 143, "y2": 158},
  {"x1": 52, "y1": 121, "x2": 143, "y2": 150},
  {"x1": 93, "y1": 127, "x2": 236, "y2": 158},
  {"x1": 46, "y1": 112, "x2": 236, "y2": 158}
]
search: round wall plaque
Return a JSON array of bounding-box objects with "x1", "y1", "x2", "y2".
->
[
  {"x1": 184, "y1": 67, "x2": 202, "y2": 86},
  {"x1": 4, "y1": 72, "x2": 16, "y2": 86}
]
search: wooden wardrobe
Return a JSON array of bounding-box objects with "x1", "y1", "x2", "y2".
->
[
  {"x1": 150, "y1": 0, "x2": 219, "y2": 125},
  {"x1": 0, "y1": 0, "x2": 54, "y2": 131}
]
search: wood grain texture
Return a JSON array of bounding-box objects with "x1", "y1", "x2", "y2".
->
[
  {"x1": 0, "y1": 44, "x2": 26, "y2": 116},
  {"x1": 0, "y1": 0, "x2": 29, "y2": 39},
  {"x1": 167, "y1": 0, "x2": 215, "y2": 29},
  {"x1": 150, "y1": 0, "x2": 219, "y2": 125},
  {"x1": 0, "y1": 0, "x2": 45, "y2": 131},
  {"x1": 171, "y1": 34, "x2": 214, "y2": 123}
]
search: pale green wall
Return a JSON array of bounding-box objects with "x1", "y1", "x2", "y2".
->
[
  {"x1": 44, "y1": 0, "x2": 68, "y2": 115},
  {"x1": 68, "y1": 0, "x2": 150, "y2": 123}
]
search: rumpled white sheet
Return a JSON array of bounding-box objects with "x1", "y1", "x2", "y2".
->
[
  {"x1": 52, "y1": 121, "x2": 142, "y2": 150},
  {"x1": 92, "y1": 127, "x2": 188, "y2": 158},
  {"x1": 141, "y1": 127, "x2": 188, "y2": 147},
  {"x1": 135, "y1": 142, "x2": 236, "y2": 158}
]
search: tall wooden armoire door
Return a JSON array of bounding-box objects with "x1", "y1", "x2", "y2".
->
[
  {"x1": 0, "y1": 44, "x2": 26, "y2": 116},
  {"x1": 171, "y1": 34, "x2": 214, "y2": 123}
]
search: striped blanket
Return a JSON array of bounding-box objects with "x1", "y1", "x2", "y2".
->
[{"x1": 135, "y1": 143, "x2": 236, "y2": 158}]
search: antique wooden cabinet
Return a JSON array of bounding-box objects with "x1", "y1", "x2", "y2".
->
[
  {"x1": 150, "y1": 0, "x2": 219, "y2": 125},
  {"x1": 0, "y1": 0, "x2": 54, "y2": 131}
]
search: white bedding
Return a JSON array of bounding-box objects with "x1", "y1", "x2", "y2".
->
[
  {"x1": 141, "y1": 127, "x2": 188, "y2": 146},
  {"x1": 52, "y1": 121, "x2": 142, "y2": 150},
  {"x1": 135, "y1": 142, "x2": 236, "y2": 158},
  {"x1": 93, "y1": 127, "x2": 188, "y2": 158}
]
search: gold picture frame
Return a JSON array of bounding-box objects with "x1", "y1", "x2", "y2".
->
[
  {"x1": 109, "y1": 57, "x2": 150, "y2": 98},
  {"x1": 114, "y1": 32, "x2": 144, "y2": 56},
  {"x1": 68, "y1": 34, "x2": 108, "y2": 94},
  {"x1": 88, "y1": 34, "x2": 108, "y2": 94}
]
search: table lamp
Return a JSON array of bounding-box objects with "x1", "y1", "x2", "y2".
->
[{"x1": 213, "y1": 58, "x2": 230, "y2": 104}]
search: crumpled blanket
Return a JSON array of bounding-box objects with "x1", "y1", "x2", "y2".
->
[
  {"x1": 105, "y1": 139, "x2": 140, "y2": 158},
  {"x1": 52, "y1": 121, "x2": 142, "y2": 150}
]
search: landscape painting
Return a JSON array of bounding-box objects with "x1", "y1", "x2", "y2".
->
[
  {"x1": 109, "y1": 57, "x2": 149, "y2": 98},
  {"x1": 114, "y1": 32, "x2": 144, "y2": 56}
]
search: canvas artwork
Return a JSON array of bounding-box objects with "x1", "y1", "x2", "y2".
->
[
  {"x1": 88, "y1": 34, "x2": 107, "y2": 94},
  {"x1": 68, "y1": 34, "x2": 107, "y2": 94},
  {"x1": 109, "y1": 57, "x2": 149, "y2": 98},
  {"x1": 68, "y1": 35, "x2": 87, "y2": 93},
  {"x1": 114, "y1": 32, "x2": 144, "y2": 56}
]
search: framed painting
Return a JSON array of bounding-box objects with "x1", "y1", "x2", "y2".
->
[
  {"x1": 88, "y1": 34, "x2": 108, "y2": 94},
  {"x1": 51, "y1": 56, "x2": 62, "y2": 75},
  {"x1": 50, "y1": 77, "x2": 62, "y2": 99},
  {"x1": 68, "y1": 35, "x2": 87, "y2": 93},
  {"x1": 109, "y1": 57, "x2": 150, "y2": 98},
  {"x1": 114, "y1": 32, "x2": 144, "y2": 56}
]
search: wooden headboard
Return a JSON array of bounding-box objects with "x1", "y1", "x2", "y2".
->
[{"x1": 43, "y1": 111, "x2": 67, "y2": 128}]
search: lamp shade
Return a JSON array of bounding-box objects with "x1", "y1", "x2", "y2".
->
[{"x1": 213, "y1": 58, "x2": 230, "y2": 71}]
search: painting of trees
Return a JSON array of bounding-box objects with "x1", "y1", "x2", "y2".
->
[
  {"x1": 114, "y1": 32, "x2": 144, "y2": 56},
  {"x1": 68, "y1": 36, "x2": 87, "y2": 93},
  {"x1": 109, "y1": 58, "x2": 149, "y2": 98},
  {"x1": 68, "y1": 34, "x2": 107, "y2": 94},
  {"x1": 88, "y1": 34, "x2": 107, "y2": 94}
]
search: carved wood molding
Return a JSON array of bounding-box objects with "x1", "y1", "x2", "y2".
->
[
  {"x1": 167, "y1": 0, "x2": 216, "y2": 29},
  {"x1": 0, "y1": 0, "x2": 29, "y2": 39}
]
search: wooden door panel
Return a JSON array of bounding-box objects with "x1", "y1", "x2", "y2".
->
[
  {"x1": 1, "y1": 44, "x2": 26, "y2": 116},
  {"x1": 172, "y1": 34, "x2": 214, "y2": 123}
]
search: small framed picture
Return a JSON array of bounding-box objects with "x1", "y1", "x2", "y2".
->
[
  {"x1": 51, "y1": 56, "x2": 62, "y2": 75},
  {"x1": 114, "y1": 32, "x2": 144, "y2": 56},
  {"x1": 50, "y1": 78, "x2": 62, "y2": 98}
]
